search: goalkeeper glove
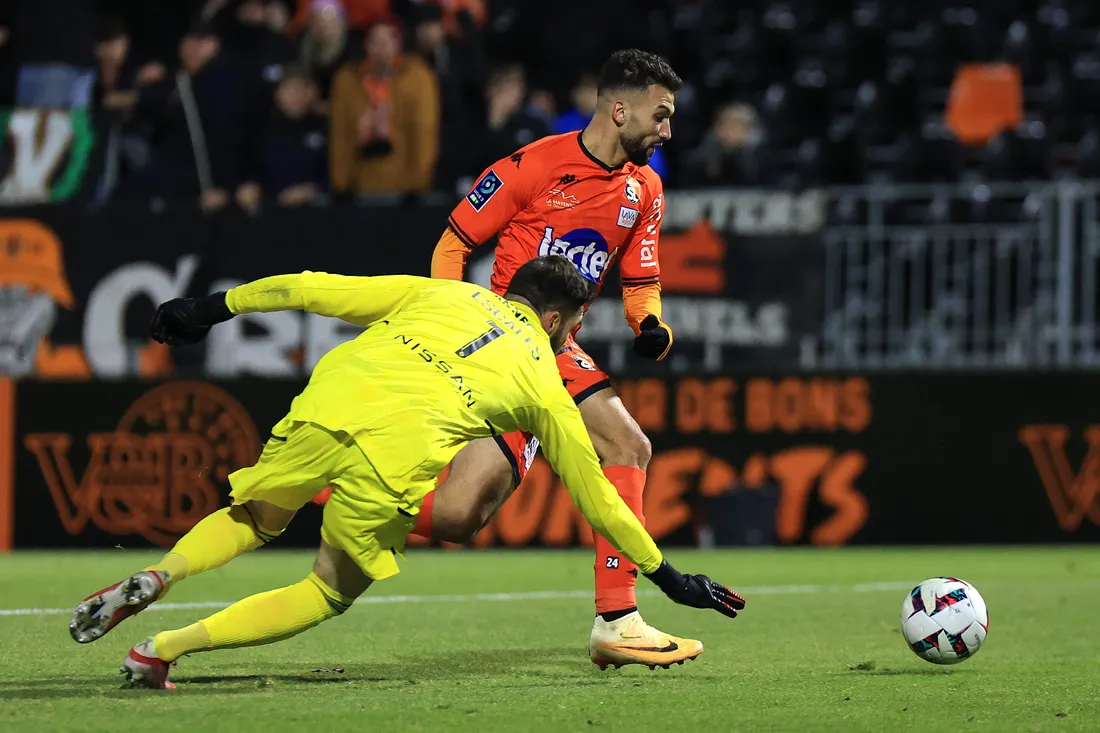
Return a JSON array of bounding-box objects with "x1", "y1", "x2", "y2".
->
[
  {"x1": 632, "y1": 314, "x2": 673, "y2": 360},
  {"x1": 645, "y1": 559, "x2": 746, "y2": 619},
  {"x1": 150, "y1": 292, "x2": 234, "y2": 346}
]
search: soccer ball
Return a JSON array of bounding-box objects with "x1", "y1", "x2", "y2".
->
[{"x1": 900, "y1": 577, "x2": 988, "y2": 664}]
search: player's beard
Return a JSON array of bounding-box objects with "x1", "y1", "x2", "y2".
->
[{"x1": 621, "y1": 131, "x2": 655, "y2": 166}]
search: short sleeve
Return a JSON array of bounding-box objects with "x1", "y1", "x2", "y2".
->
[
  {"x1": 448, "y1": 154, "x2": 542, "y2": 247},
  {"x1": 619, "y1": 175, "x2": 664, "y2": 286}
]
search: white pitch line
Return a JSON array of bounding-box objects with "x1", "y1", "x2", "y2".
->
[{"x1": 0, "y1": 581, "x2": 914, "y2": 618}]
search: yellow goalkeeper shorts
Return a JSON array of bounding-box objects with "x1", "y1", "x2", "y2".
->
[{"x1": 228, "y1": 415, "x2": 419, "y2": 580}]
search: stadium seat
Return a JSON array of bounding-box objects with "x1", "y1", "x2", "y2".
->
[
  {"x1": 789, "y1": 58, "x2": 833, "y2": 139},
  {"x1": 759, "y1": 82, "x2": 801, "y2": 150},
  {"x1": 1070, "y1": 54, "x2": 1100, "y2": 117},
  {"x1": 821, "y1": 116, "x2": 866, "y2": 185},
  {"x1": 1077, "y1": 125, "x2": 1100, "y2": 177}
]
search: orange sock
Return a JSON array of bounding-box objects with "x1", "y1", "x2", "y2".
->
[
  {"x1": 412, "y1": 490, "x2": 435, "y2": 541},
  {"x1": 593, "y1": 465, "x2": 646, "y2": 616}
]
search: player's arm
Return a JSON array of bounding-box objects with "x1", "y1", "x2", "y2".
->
[
  {"x1": 149, "y1": 272, "x2": 428, "y2": 345},
  {"x1": 529, "y1": 398, "x2": 663, "y2": 573},
  {"x1": 621, "y1": 178, "x2": 673, "y2": 360},
  {"x1": 433, "y1": 153, "x2": 540, "y2": 280},
  {"x1": 430, "y1": 227, "x2": 474, "y2": 281},
  {"x1": 224, "y1": 272, "x2": 425, "y2": 326},
  {"x1": 523, "y1": 393, "x2": 746, "y2": 618}
]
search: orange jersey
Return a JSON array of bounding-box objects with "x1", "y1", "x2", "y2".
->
[{"x1": 444, "y1": 132, "x2": 665, "y2": 332}]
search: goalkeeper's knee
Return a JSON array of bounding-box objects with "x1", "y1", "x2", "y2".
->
[{"x1": 307, "y1": 572, "x2": 356, "y2": 616}]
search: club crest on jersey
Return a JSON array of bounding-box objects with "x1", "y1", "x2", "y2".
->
[
  {"x1": 571, "y1": 353, "x2": 597, "y2": 371},
  {"x1": 546, "y1": 188, "x2": 580, "y2": 210},
  {"x1": 466, "y1": 169, "x2": 503, "y2": 211},
  {"x1": 624, "y1": 177, "x2": 642, "y2": 205},
  {"x1": 538, "y1": 227, "x2": 610, "y2": 283}
]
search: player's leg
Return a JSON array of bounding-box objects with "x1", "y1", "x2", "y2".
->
[
  {"x1": 121, "y1": 539, "x2": 370, "y2": 689},
  {"x1": 119, "y1": 425, "x2": 411, "y2": 689},
  {"x1": 69, "y1": 417, "x2": 324, "y2": 644},
  {"x1": 577, "y1": 388, "x2": 651, "y2": 616},
  {"x1": 559, "y1": 338, "x2": 703, "y2": 669},
  {"x1": 412, "y1": 435, "x2": 523, "y2": 543},
  {"x1": 149, "y1": 499, "x2": 295, "y2": 589}
]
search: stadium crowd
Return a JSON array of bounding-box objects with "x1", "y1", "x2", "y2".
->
[{"x1": 2, "y1": 0, "x2": 1098, "y2": 209}]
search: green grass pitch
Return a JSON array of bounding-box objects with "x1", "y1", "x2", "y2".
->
[{"x1": 2, "y1": 547, "x2": 1098, "y2": 732}]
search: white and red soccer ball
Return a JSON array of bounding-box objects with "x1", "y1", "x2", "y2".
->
[{"x1": 900, "y1": 577, "x2": 989, "y2": 665}]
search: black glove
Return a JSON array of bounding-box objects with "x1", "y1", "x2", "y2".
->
[
  {"x1": 645, "y1": 560, "x2": 746, "y2": 619},
  {"x1": 149, "y1": 292, "x2": 234, "y2": 346},
  {"x1": 633, "y1": 314, "x2": 673, "y2": 360}
]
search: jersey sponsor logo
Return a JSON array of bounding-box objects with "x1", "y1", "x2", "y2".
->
[
  {"x1": 537, "y1": 227, "x2": 611, "y2": 284},
  {"x1": 617, "y1": 206, "x2": 639, "y2": 228},
  {"x1": 546, "y1": 188, "x2": 580, "y2": 210},
  {"x1": 466, "y1": 169, "x2": 503, "y2": 211},
  {"x1": 624, "y1": 177, "x2": 641, "y2": 205}
]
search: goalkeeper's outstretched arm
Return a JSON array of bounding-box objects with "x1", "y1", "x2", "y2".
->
[
  {"x1": 525, "y1": 395, "x2": 747, "y2": 619},
  {"x1": 225, "y1": 271, "x2": 426, "y2": 327},
  {"x1": 150, "y1": 272, "x2": 431, "y2": 346}
]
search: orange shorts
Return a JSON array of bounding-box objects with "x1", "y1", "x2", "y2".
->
[{"x1": 495, "y1": 335, "x2": 610, "y2": 485}]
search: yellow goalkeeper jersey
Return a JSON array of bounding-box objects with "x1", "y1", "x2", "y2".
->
[{"x1": 225, "y1": 272, "x2": 663, "y2": 574}]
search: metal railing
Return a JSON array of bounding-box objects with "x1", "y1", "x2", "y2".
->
[{"x1": 802, "y1": 181, "x2": 1100, "y2": 371}]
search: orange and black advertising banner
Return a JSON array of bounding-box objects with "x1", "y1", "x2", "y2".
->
[
  {"x1": 0, "y1": 206, "x2": 446, "y2": 382},
  {"x1": 0, "y1": 195, "x2": 824, "y2": 382},
  {"x1": 5, "y1": 373, "x2": 1100, "y2": 550}
]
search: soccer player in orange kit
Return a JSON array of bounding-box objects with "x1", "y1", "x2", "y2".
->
[{"x1": 422, "y1": 49, "x2": 695, "y2": 670}]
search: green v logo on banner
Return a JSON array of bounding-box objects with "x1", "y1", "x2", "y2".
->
[{"x1": 0, "y1": 108, "x2": 95, "y2": 203}]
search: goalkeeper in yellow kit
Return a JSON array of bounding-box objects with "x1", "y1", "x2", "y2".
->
[{"x1": 66, "y1": 255, "x2": 745, "y2": 689}]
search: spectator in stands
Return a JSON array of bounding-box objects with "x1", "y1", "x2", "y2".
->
[
  {"x1": 552, "y1": 72, "x2": 667, "y2": 178},
  {"x1": 407, "y1": 0, "x2": 487, "y2": 37},
  {"x1": 289, "y1": 0, "x2": 390, "y2": 34},
  {"x1": 298, "y1": 0, "x2": 353, "y2": 104},
  {"x1": 221, "y1": 0, "x2": 296, "y2": 88},
  {"x1": 9, "y1": 0, "x2": 99, "y2": 109},
  {"x1": 236, "y1": 67, "x2": 327, "y2": 211},
  {"x1": 120, "y1": 22, "x2": 245, "y2": 212},
  {"x1": 681, "y1": 102, "x2": 772, "y2": 188},
  {"x1": 474, "y1": 63, "x2": 550, "y2": 175},
  {"x1": 553, "y1": 72, "x2": 597, "y2": 134},
  {"x1": 90, "y1": 18, "x2": 168, "y2": 203},
  {"x1": 411, "y1": 2, "x2": 486, "y2": 191},
  {"x1": 94, "y1": 19, "x2": 167, "y2": 123},
  {"x1": 329, "y1": 17, "x2": 440, "y2": 197},
  {"x1": 0, "y1": 12, "x2": 12, "y2": 106},
  {"x1": 528, "y1": 88, "x2": 557, "y2": 123}
]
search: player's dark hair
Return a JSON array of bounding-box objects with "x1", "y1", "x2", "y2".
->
[
  {"x1": 597, "y1": 49, "x2": 682, "y2": 96},
  {"x1": 505, "y1": 256, "x2": 593, "y2": 316}
]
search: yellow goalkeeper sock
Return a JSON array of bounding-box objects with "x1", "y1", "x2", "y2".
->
[
  {"x1": 152, "y1": 572, "x2": 354, "y2": 662},
  {"x1": 144, "y1": 505, "x2": 281, "y2": 586}
]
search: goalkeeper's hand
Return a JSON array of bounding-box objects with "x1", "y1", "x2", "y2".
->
[
  {"x1": 150, "y1": 292, "x2": 234, "y2": 346},
  {"x1": 632, "y1": 314, "x2": 673, "y2": 360},
  {"x1": 644, "y1": 560, "x2": 746, "y2": 618}
]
